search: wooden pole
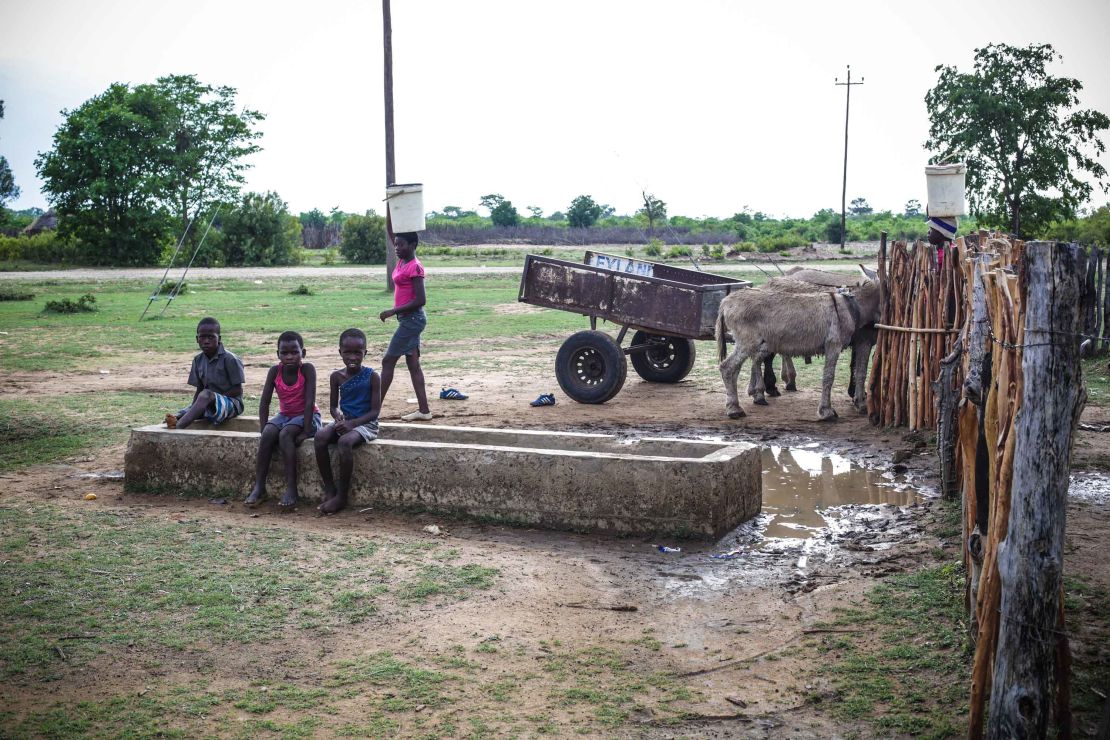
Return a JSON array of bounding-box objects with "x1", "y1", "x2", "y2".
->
[
  {"x1": 382, "y1": 0, "x2": 397, "y2": 292},
  {"x1": 987, "y1": 242, "x2": 1084, "y2": 739}
]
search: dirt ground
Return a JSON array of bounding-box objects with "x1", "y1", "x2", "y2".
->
[{"x1": 3, "y1": 344, "x2": 1110, "y2": 737}]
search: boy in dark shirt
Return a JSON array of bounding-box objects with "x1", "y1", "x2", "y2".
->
[{"x1": 169, "y1": 317, "x2": 246, "y2": 429}]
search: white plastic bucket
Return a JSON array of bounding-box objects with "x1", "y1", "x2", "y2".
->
[
  {"x1": 925, "y1": 164, "x2": 967, "y2": 217},
  {"x1": 385, "y1": 183, "x2": 425, "y2": 232}
]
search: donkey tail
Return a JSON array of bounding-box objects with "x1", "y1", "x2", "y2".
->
[{"x1": 716, "y1": 309, "x2": 727, "y2": 364}]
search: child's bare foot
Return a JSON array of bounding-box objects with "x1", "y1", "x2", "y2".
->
[
  {"x1": 279, "y1": 489, "x2": 298, "y2": 509},
  {"x1": 316, "y1": 484, "x2": 338, "y2": 511},
  {"x1": 164, "y1": 413, "x2": 178, "y2": 429},
  {"x1": 244, "y1": 487, "x2": 265, "y2": 507},
  {"x1": 318, "y1": 494, "x2": 348, "y2": 515}
]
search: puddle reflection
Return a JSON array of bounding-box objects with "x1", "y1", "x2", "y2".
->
[{"x1": 761, "y1": 446, "x2": 920, "y2": 540}]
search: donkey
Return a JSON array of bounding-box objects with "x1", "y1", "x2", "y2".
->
[
  {"x1": 716, "y1": 269, "x2": 880, "y2": 420},
  {"x1": 761, "y1": 266, "x2": 878, "y2": 396}
]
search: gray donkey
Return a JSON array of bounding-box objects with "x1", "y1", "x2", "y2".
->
[{"x1": 716, "y1": 268, "x2": 880, "y2": 420}]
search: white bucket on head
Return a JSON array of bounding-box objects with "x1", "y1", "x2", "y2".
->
[
  {"x1": 925, "y1": 164, "x2": 967, "y2": 218},
  {"x1": 385, "y1": 183, "x2": 425, "y2": 232}
]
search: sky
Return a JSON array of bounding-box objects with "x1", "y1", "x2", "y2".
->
[{"x1": 2, "y1": 0, "x2": 1108, "y2": 220}]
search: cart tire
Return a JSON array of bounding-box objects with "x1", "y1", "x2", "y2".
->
[
  {"x1": 629, "y1": 331, "x2": 697, "y2": 383},
  {"x1": 555, "y1": 330, "x2": 627, "y2": 404}
]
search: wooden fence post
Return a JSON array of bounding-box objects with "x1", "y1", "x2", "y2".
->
[
  {"x1": 986, "y1": 242, "x2": 1085, "y2": 740},
  {"x1": 935, "y1": 337, "x2": 963, "y2": 499}
]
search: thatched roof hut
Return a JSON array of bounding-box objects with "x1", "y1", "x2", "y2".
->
[{"x1": 23, "y1": 209, "x2": 57, "y2": 235}]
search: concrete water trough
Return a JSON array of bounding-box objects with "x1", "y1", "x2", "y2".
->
[{"x1": 124, "y1": 419, "x2": 761, "y2": 539}]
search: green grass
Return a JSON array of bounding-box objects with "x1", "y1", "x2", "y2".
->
[
  {"x1": 806, "y1": 562, "x2": 969, "y2": 738},
  {"x1": 0, "y1": 504, "x2": 498, "y2": 683}
]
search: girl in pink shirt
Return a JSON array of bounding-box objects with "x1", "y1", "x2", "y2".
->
[
  {"x1": 246, "y1": 330, "x2": 320, "y2": 509},
  {"x1": 378, "y1": 213, "x2": 431, "y2": 421}
]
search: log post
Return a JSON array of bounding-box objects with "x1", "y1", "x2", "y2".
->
[
  {"x1": 1102, "y1": 249, "x2": 1110, "y2": 353},
  {"x1": 934, "y1": 336, "x2": 963, "y2": 498},
  {"x1": 986, "y1": 242, "x2": 1085, "y2": 740},
  {"x1": 964, "y1": 255, "x2": 992, "y2": 405}
]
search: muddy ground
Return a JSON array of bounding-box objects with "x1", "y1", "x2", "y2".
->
[{"x1": 3, "y1": 344, "x2": 1110, "y2": 737}]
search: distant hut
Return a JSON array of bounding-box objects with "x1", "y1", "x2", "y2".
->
[{"x1": 23, "y1": 209, "x2": 57, "y2": 236}]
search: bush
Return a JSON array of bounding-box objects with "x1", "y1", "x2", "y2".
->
[
  {"x1": 756, "y1": 234, "x2": 808, "y2": 253},
  {"x1": 0, "y1": 287, "x2": 35, "y2": 301},
  {"x1": 44, "y1": 294, "x2": 96, "y2": 314},
  {"x1": 0, "y1": 231, "x2": 83, "y2": 264},
  {"x1": 289, "y1": 284, "x2": 314, "y2": 296},
  {"x1": 219, "y1": 191, "x2": 302, "y2": 266},
  {"x1": 710, "y1": 243, "x2": 726, "y2": 260},
  {"x1": 644, "y1": 238, "x2": 663, "y2": 257},
  {"x1": 731, "y1": 242, "x2": 756, "y2": 254},
  {"x1": 339, "y1": 213, "x2": 388, "y2": 264},
  {"x1": 156, "y1": 280, "x2": 186, "y2": 295},
  {"x1": 666, "y1": 245, "x2": 692, "y2": 258},
  {"x1": 322, "y1": 248, "x2": 338, "y2": 266}
]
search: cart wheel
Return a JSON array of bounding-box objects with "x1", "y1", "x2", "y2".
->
[
  {"x1": 555, "y1": 330, "x2": 627, "y2": 404},
  {"x1": 629, "y1": 331, "x2": 697, "y2": 383}
]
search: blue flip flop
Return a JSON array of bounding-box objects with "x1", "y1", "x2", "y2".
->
[
  {"x1": 530, "y1": 393, "x2": 556, "y2": 407},
  {"x1": 440, "y1": 387, "x2": 468, "y2": 400}
]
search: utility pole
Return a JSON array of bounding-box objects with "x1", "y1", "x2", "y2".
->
[
  {"x1": 834, "y1": 65, "x2": 863, "y2": 252},
  {"x1": 382, "y1": 0, "x2": 396, "y2": 290}
]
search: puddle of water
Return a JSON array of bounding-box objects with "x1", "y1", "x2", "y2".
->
[
  {"x1": 1069, "y1": 472, "x2": 1110, "y2": 505},
  {"x1": 760, "y1": 446, "x2": 920, "y2": 541}
]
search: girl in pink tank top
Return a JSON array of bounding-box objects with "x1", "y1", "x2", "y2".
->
[{"x1": 246, "y1": 331, "x2": 321, "y2": 510}]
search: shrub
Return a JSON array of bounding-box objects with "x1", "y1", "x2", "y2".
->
[
  {"x1": 339, "y1": 213, "x2": 388, "y2": 264},
  {"x1": 322, "y1": 248, "x2": 338, "y2": 266},
  {"x1": 157, "y1": 280, "x2": 186, "y2": 295},
  {"x1": 44, "y1": 293, "x2": 96, "y2": 314},
  {"x1": 624, "y1": 246, "x2": 634, "y2": 257},
  {"x1": 667, "y1": 245, "x2": 692, "y2": 258},
  {"x1": 644, "y1": 238, "x2": 663, "y2": 257},
  {"x1": 0, "y1": 231, "x2": 83, "y2": 264},
  {"x1": 220, "y1": 191, "x2": 302, "y2": 266},
  {"x1": 710, "y1": 243, "x2": 726, "y2": 260},
  {"x1": 756, "y1": 234, "x2": 808, "y2": 253},
  {"x1": 730, "y1": 242, "x2": 756, "y2": 254},
  {"x1": 701, "y1": 244, "x2": 711, "y2": 257},
  {"x1": 290, "y1": 284, "x2": 314, "y2": 296},
  {"x1": 0, "y1": 287, "x2": 35, "y2": 301}
]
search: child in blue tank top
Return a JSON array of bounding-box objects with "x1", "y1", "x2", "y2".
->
[{"x1": 313, "y1": 328, "x2": 382, "y2": 514}]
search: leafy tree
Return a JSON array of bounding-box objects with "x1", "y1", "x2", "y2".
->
[
  {"x1": 548, "y1": 211, "x2": 566, "y2": 222},
  {"x1": 442, "y1": 205, "x2": 464, "y2": 219},
  {"x1": 339, "y1": 212, "x2": 388, "y2": 263},
  {"x1": 328, "y1": 207, "x2": 349, "y2": 226},
  {"x1": 156, "y1": 74, "x2": 264, "y2": 242},
  {"x1": 219, "y1": 191, "x2": 301, "y2": 266},
  {"x1": 526, "y1": 205, "x2": 544, "y2": 219},
  {"x1": 299, "y1": 208, "x2": 327, "y2": 229},
  {"x1": 925, "y1": 42, "x2": 1109, "y2": 237},
  {"x1": 36, "y1": 83, "x2": 174, "y2": 264},
  {"x1": 638, "y1": 192, "x2": 667, "y2": 236},
  {"x1": 904, "y1": 199, "x2": 922, "y2": 217},
  {"x1": 490, "y1": 199, "x2": 520, "y2": 227},
  {"x1": 0, "y1": 100, "x2": 20, "y2": 222},
  {"x1": 849, "y1": 197, "x2": 873, "y2": 215},
  {"x1": 567, "y1": 195, "x2": 602, "y2": 228},
  {"x1": 479, "y1": 194, "x2": 505, "y2": 212}
]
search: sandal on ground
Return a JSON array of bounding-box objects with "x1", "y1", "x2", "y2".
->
[
  {"x1": 439, "y1": 387, "x2": 468, "y2": 400},
  {"x1": 530, "y1": 393, "x2": 556, "y2": 407},
  {"x1": 401, "y1": 410, "x2": 434, "y2": 421}
]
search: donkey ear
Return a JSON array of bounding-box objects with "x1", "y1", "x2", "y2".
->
[{"x1": 858, "y1": 263, "x2": 877, "y2": 281}]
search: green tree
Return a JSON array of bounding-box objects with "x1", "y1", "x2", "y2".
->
[
  {"x1": 0, "y1": 100, "x2": 20, "y2": 223},
  {"x1": 526, "y1": 205, "x2": 544, "y2": 219},
  {"x1": 156, "y1": 74, "x2": 264, "y2": 242},
  {"x1": 904, "y1": 199, "x2": 922, "y2": 217},
  {"x1": 299, "y1": 208, "x2": 327, "y2": 229},
  {"x1": 479, "y1": 194, "x2": 505, "y2": 212},
  {"x1": 849, "y1": 197, "x2": 872, "y2": 215},
  {"x1": 218, "y1": 191, "x2": 301, "y2": 266},
  {"x1": 490, "y1": 200, "x2": 520, "y2": 227},
  {"x1": 925, "y1": 43, "x2": 1109, "y2": 237},
  {"x1": 567, "y1": 194, "x2": 602, "y2": 228},
  {"x1": 339, "y1": 212, "x2": 388, "y2": 264},
  {"x1": 638, "y1": 192, "x2": 667, "y2": 236},
  {"x1": 36, "y1": 83, "x2": 174, "y2": 264}
]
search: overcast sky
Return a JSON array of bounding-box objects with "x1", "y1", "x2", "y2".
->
[{"x1": 2, "y1": 0, "x2": 1108, "y2": 220}]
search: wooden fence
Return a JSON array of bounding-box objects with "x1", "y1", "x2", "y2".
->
[{"x1": 866, "y1": 233, "x2": 1087, "y2": 737}]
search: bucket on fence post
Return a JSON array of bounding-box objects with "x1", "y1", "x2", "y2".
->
[
  {"x1": 925, "y1": 164, "x2": 967, "y2": 217},
  {"x1": 385, "y1": 183, "x2": 425, "y2": 232}
]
